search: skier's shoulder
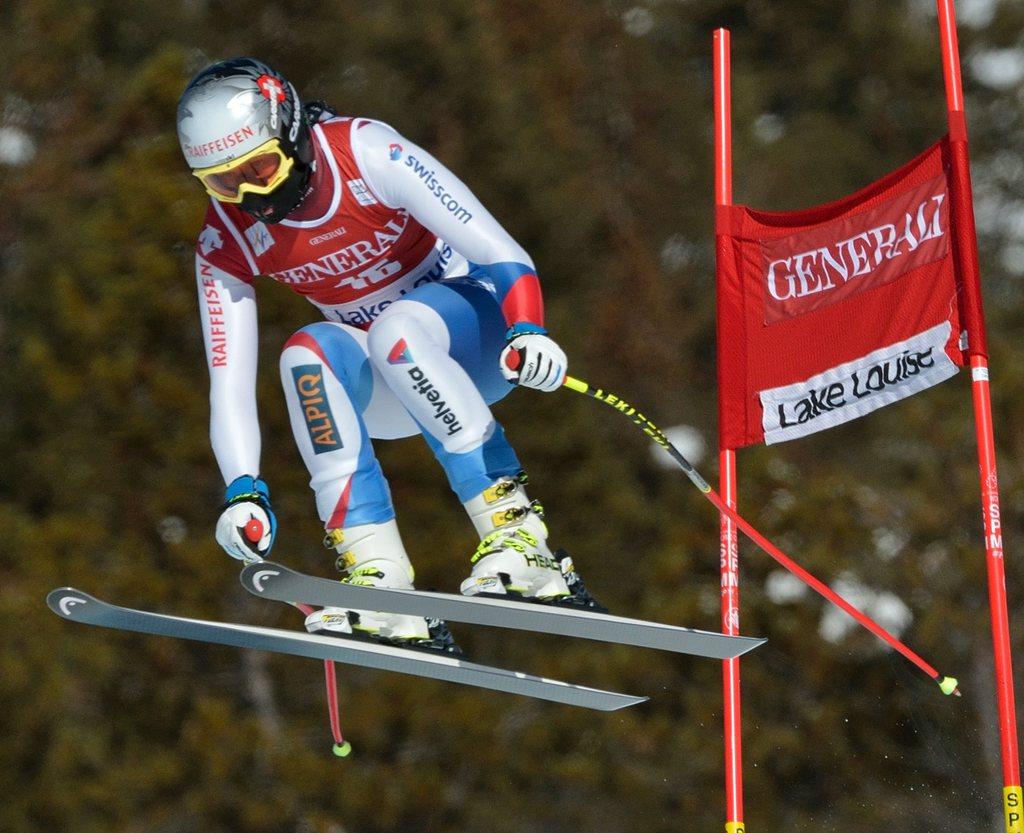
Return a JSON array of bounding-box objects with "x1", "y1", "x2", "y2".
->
[
  {"x1": 317, "y1": 115, "x2": 401, "y2": 155},
  {"x1": 318, "y1": 117, "x2": 408, "y2": 207},
  {"x1": 194, "y1": 201, "x2": 256, "y2": 280}
]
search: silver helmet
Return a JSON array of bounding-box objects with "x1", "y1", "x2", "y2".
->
[{"x1": 177, "y1": 58, "x2": 314, "y2": 223}]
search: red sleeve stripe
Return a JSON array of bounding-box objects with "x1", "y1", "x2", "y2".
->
[{"x1": 500, "y1": 272, "x2": 544, "y2": 328}]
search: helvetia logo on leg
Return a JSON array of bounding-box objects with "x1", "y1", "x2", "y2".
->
[
  {"x1": 387, "y1": 338, "x2": 414, "y2": 365},
  {"x1": 406, "y1": 366, "x2": 463, "y2": 436}
]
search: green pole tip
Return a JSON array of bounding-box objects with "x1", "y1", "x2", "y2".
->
[
  {"x1": 333, "y1": 741, "x2": 352, "y2": 758},
  {"x1": 938, "y1": 676, "x2": 961, "y2": 697}
]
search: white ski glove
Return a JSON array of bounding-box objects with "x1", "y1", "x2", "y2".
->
[
  {"x1": 215, "y1": 475, "x2": 277, "y2": 564},
  {"x1": 500, "y1": 331, "x2": 568, "y2": 393}
]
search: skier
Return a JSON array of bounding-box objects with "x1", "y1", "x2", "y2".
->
[{"x1": 177, "y1": 57, "x2": 579, "y2": 647}]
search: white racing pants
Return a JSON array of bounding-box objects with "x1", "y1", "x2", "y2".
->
[{"x1": 280, "y1": 279, "x2": 522, "y2": 530}]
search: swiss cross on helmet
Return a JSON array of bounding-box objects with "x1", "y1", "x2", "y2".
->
[{"x1": 177, "y1": 57, "x2": 315, "y2": 223}]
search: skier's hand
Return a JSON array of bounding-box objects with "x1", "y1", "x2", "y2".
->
[
  {"x1": 215, "y1": 475, "x2": 277, "y2": 563},
  {"x1": 500, "y1": 332, "x2": 568, "y2": 393}
]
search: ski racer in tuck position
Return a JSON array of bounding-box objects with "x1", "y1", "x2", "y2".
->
[{"x1": 177, "y1": 57, "x2": 583, "y2": 648}]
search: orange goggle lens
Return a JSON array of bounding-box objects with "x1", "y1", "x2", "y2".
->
[
  {"x1": 192, "y1": 141, "x2": 293, "y2": 203},
  {"x1": 204, "y1": 152, "x2": 283, "y2": 198}
]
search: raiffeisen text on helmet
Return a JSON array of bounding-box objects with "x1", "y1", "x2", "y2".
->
[{"x1": 184, "y1": 125, "x2": 258, "y2": 164}]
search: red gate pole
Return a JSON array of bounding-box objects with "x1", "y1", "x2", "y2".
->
[
  {"x1": 713, "y1": 27, "x2": 745, "y2": 833},
  {"x1": 935, "y1": 3, "x2": 1022, "y2": 830}
]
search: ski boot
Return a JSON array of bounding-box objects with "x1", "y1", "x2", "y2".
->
[
  {"x1": 305, "y1": 519, "x2": 463, "y2": 655},
  {"x1": 459, "y1": 473, "x2": 606, "y2": 612}
]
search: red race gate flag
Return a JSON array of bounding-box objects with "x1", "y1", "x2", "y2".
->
[{"x1": 716, "y1": 136, "x2": 986, "y2": 449}]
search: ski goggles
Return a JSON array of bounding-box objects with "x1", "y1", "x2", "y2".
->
[{"x1": 191, "y1": 139, "x2": 293, "y2": 203}]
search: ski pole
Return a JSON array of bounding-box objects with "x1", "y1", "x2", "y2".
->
[
  {"x1": 246, "y1": 514, "x2": 352, "y2": 755},
  {"x1": 295, "y1": 601, "x2": 352, "y2": 755},
  {"x1": 561, "y1": 375, "x2": 961, "y2": 697}
]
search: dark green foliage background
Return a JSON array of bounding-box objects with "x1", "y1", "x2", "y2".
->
[{"x1": 1, "y1": 1, "x2": 1022, "y2": 831}]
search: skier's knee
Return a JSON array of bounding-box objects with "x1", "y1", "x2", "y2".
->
[
  {"x1": 367, "y1": 309, "x2": 430, "y2": 367},
  {"x1": 281, "y1": 322, "x2": 368, "y2": 390},
  {"x1": 369, "y1": 299, "x2": 452, "y2": 362}
]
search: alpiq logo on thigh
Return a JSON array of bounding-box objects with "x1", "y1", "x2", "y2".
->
[{"x1": 291, "y1": 364, "x2": 342, "y2": 453}]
